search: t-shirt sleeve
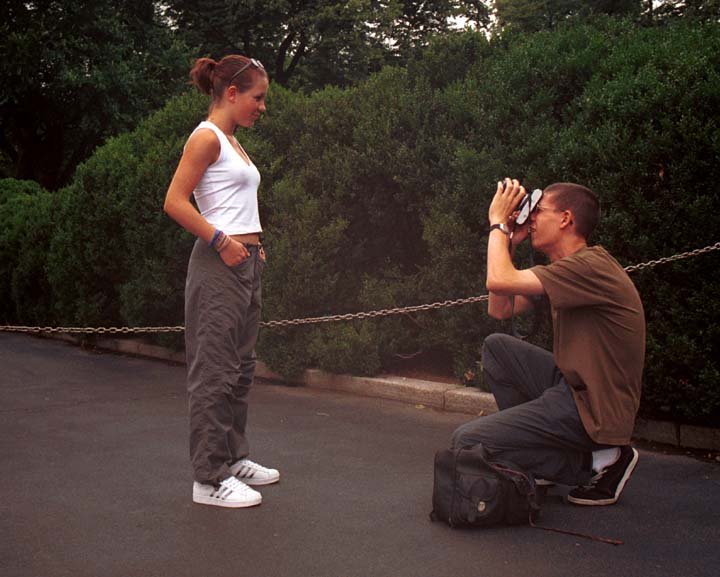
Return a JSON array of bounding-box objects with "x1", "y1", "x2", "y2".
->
[{"x1": 531, "y1": 251, "x2": 619, "y2": 310}]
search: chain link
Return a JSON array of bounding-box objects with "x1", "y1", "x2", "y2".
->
[
  {"x1": 2, "y1": 241, "x2": 718, "y2": 335},
  {"x1": 0, "y1": 325, "x2": 185, "y2": 335},
  {"x1": 622, "y1": 241, "x2": 720, "y2": 273},
  {"x1": 260, "y1": 295, "x2": 490, "y2": 328}
]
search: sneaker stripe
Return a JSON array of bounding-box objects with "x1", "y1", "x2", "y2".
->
[
  {"x1": 216, "y1": 486, "x2": 233, "y2": 500},
  {"x1": 193, "y1": 478, "x2": 262, "y2": 508},
  {"x1": 230, "y1": 459, "x2": 280, "y2": 486}
]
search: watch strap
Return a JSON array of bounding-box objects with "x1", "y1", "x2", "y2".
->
[{"x1": 489, "y1": 223, "x2": 510, "y2": 235}]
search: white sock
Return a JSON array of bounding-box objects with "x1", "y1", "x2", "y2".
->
[{"x1": 592, "y1": 447, "x2": 620, "y2": 473}]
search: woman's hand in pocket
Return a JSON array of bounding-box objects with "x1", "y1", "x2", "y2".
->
[{"x1": 220, "y1": 239, "x2": 250, "y2": 266}]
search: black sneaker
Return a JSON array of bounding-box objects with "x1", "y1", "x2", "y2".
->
[{"x1": 567, "y1": 446, "x2": 639, "y2": 506}]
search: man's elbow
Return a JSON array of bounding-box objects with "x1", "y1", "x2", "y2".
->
[
  {"x1": 487, "y1": 307, "x2": 509, "y2": 320},
  {"x1": 486, "y1": 277, "x2": 512, "y2": 295},
  {"x1": 487, "y1": 296, "x2": 512, "y2": 320}
]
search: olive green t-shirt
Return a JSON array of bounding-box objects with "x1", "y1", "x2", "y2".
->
[{"x1": 531, "y1": 246, "x2": 645, "y2": 445}]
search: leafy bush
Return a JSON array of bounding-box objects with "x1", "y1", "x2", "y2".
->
[
  {"x1": 255, "y1": 18, "x2": 720, "y2": 423},
  {"x1": 46, "y1": 90, "x2": 208, "y2": 328},
  {"x1": 2, "y1": 18, "x2": 718, "y2": 424},
  {"x1": 0, "y1": 179, "x2": 59, "y2": 324}
]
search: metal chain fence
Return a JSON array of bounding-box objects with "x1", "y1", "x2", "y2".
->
[{"x1": 2, "y1": 241, "x2": 719, "y2": 336}]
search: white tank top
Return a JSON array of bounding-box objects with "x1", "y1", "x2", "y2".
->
[{"x1": 190, "y1": 120, "x2": 262, "y2": 235}]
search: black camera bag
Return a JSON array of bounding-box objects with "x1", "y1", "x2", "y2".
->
[{"x1": 430, "y1": 444, "x2": 540, "y2": 528}]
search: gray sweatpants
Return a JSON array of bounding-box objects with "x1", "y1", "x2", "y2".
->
[
  {"x1": 452, "y1": 333, "x2": 606, "y2": 485},
  {"x1": 184, "y1": 239, "x2": 264, "y2": 485}
]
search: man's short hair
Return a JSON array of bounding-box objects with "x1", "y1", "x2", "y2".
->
[{"x1": 543, "y1": 183, "x2": 600, "y2": 240}]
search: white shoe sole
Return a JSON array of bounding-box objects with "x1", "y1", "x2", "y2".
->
[{"x1": 193, "y1": 493, "x2": 262, "y2": 508}]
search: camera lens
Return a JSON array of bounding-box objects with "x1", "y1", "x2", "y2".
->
[{"x1": 516, "y1": 188, "x2": 543, "y2": 225}]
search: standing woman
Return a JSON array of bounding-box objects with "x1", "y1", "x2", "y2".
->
[{"x1": 164, "y1": 55, "x2": 279, "y2": 508}]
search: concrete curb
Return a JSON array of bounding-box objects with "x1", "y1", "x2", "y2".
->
[
  {"x1": 43, "y1": 334, "x2": 720, "y2": 452},
  {"x1": 255, "y1": 364, "x2": 500, "y2": 416}
]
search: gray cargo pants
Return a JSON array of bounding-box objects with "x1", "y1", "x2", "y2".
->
[
  {"x1": 452, "y1": 333, "x2": 605, "y2": 485},
  {"x1": 184, "y1": 239, "x2": 264, "y2": 485}
]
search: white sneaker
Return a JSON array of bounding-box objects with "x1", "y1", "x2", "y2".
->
[
  {"x1": 230, "y1": 458, "x2": 280, "y2": 486},
  {"x1": 192, "y1": 476, "x2": 262, "y2": 508}
]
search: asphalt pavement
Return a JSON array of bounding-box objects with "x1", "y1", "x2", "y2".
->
[{"x1": 1, "y1": 333, "x2": 719, "y2": 577}]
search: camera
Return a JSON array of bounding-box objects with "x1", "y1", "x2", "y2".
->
[{"x1": 514, "y1": 187, "x2": 543, "y2": 226}]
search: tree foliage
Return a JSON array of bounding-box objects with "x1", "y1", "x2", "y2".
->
[
  {"x1": 491, "y1": 0, "x2": 720, "y2": 31},
  {"x1": 45, "y1": 90, "x2": 208, "y2": 328},
  {"x1": 4, "y1": 0, "x2": 716, "y2": 192},
  {"x1": 494, "y1": 0, "x2": 642, "y2": 31},
  {"x1": 1, "y1": 17, "x2": 719, "y2": 424},
  {"x1": 0, "y1": 0, "x2": 190, "y2": 190},
  {"x1": 164, "y1": 0, "x2": 467, "y2": 89},
  {"x1": 0, "y1": 179, "x2": 59, "y2": 324},
  {"x1": 651, "y1": 0, "x2": 720, "y2": 21}
]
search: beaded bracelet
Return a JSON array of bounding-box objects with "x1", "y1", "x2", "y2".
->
[{"x1": 215, "y1": 233, "x2": 231, "y2": 253}]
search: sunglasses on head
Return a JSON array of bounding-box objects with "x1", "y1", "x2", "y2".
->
[{"x1": 228, "y1": 58, "x2": 265, "y2": 86}]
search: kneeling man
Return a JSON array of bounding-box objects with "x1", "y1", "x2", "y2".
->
[{"x1": 453, "y1": 180, "x2": 645, "y2": 505}]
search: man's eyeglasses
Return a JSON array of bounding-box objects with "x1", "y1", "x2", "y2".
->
[
  {"x1": 534, "y1": 204, "x2": 563, "y2": 214},
  {"x1": 228, "y1": 58, "x2": 265, "y2": 86}
]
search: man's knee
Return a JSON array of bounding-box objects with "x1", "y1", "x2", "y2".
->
[
  {"x1": 482, "y1": 332, "x2": 515, "y2": 363},
  {"x1": 451, "y1": 423, "x2": 467, "y2": 449},
  {"x1": 452, "y1": 419, "x2": 490, "y2": 450}
]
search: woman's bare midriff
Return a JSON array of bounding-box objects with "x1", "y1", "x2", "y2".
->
[{"x1": 230, "y1": 233, "x2": 261, "y2": 245}]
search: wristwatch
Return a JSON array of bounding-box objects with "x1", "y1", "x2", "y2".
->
[{"x1": 489, "y1": 223, "x2": 511, "y2": 236}]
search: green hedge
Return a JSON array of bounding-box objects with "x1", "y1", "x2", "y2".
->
[
  {"x1": 46, "y1": 91, "x2": 208, "y2": 329},
  {"x1": 1, "y1": 18, "x2": 718, "y2": 425},
  {"x1": 0, "y1": 179, "x2": 59, "y2": 325}
]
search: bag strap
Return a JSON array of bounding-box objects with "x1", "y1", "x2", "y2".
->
[
  {"x1": 493, "y1": 464, "x2": 623, "y2": 546},
  {"x1": 529, "y1": 517, "x2": 623, "y2": 546}
]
